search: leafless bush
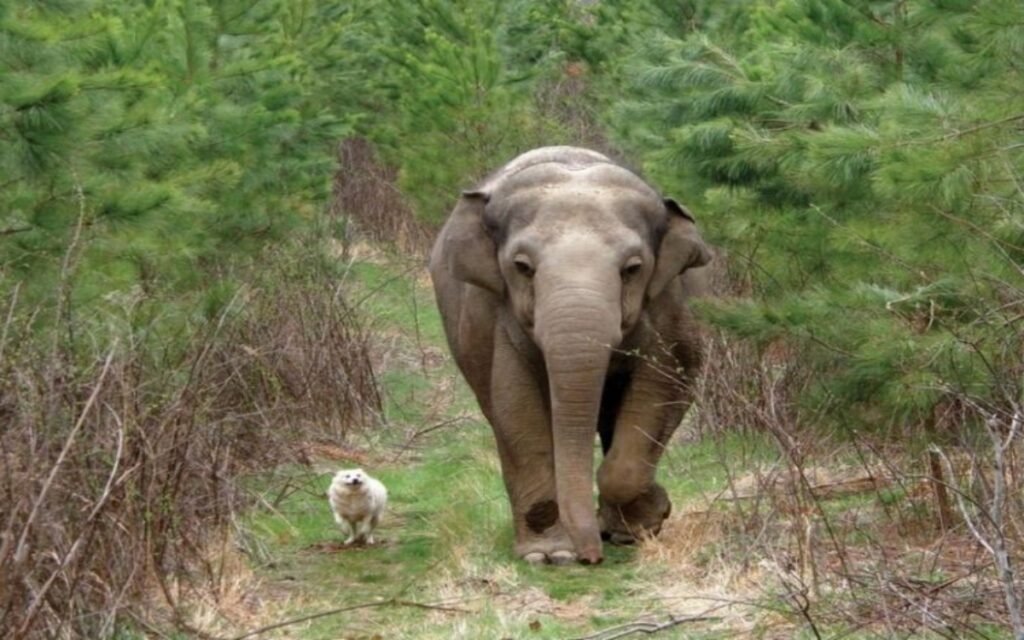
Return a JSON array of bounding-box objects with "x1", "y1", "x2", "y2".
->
[
  {"x1": 214, "y1": 267, "x2": 382, "y2": 448},
  {"x1": 674, "y1": 258, "x2": 1024, "y2": 637},
  {"x1": 693, "y1": 331, "x2": 811, "y2": 441},
  {"x1": 332, "y1": 138, "x2": 433, "y2": 255},
  {"x1": 0, "y1": 251, "x2": 381, "y2": 638},
  {"x1": 533, "y1": 61, "x2": 615, "y2": 157},
  {"x1": 691, "y1": 252, "x2": 811, "y2": 441}
]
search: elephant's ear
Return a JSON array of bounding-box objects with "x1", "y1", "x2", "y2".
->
[
  {"x1": 647, "y1": 198, "x2": 711, "y2": 300},
  {"x1": 443, "y1": 190, "x2": 505, "y2": 295}
]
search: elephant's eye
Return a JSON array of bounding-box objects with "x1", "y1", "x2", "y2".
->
[
  {"x1": 621, "y1": 257, "x2": 643, "y2": 278},
  {"x1": 513, "y1": 255, "x2": 535, "y2": 278}
]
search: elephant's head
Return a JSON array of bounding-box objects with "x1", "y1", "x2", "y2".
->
[{"x1": 440, "y1": 161, "x2": 710, "y2": 563}]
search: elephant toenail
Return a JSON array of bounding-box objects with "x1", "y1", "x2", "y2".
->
[
  {"x1": 549, "y1": 550, "x2": 576, "y2": 565},
  {"x1": 523, "y1": 552, "x2": 547, "y2": 565},
  {"x1": 578, "y1": 551, "x2": 604, "y2": 565}
]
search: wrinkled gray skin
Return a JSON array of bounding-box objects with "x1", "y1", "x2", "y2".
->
[{"x1": 429, "y1": 147, "x2": 711, "y2": 565}]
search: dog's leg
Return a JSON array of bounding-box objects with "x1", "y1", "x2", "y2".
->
[
  {"x1": 355, "y1": 517, "x2": 373, "y2": 544},
  {"x1": 341, "y1": 519, "x2": 356, "y2": 545},
  {"x1": 366, "y1": 513, "x2": 380, "y2": 545}
]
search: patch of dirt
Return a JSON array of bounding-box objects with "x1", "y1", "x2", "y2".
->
[
  {"x1": 331, "y1": 239, "x2": 391, "y2": 264},
  {"x1": 494, "y1": 587, "x2": 596, "y2": 622},
  {"x1": 424, "y1": 565, "x2": 595, "y2": 626},
  {"x1": 635, "y1": 509, "x2": 765, "y2": 633},
  {"x1": 727, "y1": 463, "x2": 890, "y2": 500},
  {"x1": 305, "y1": 441, "x2": 374, "y2": 464},
  {"x1": 640, "y1": 508, "x2": 730, "y2": 566},
  {"x1": 303, "y1": 539, "x2": 395, "y2": 553}
]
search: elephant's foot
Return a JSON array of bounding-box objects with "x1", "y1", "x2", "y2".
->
[
  {"x1": 523, "y1": 549, "x2": 577, "y2": 565},
  {"x1": 514, "y1": 524, "x2": 578, "y2": 565},
  {"x1": 598, "y1": 483, "x2": 672, "y2": 545}
]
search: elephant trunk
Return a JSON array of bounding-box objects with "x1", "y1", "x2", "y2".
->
[{"x1": 534, "y1": 266, "x2": 622, "y2": 565}]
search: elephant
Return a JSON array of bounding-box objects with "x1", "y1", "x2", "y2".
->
[{"x1": 429, "y1": 146, "x2": 711, "y2": 565}]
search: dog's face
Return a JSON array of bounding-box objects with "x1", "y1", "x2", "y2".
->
[{"x1": 336, "y1": 468, "x2": 367, "y2": 488}]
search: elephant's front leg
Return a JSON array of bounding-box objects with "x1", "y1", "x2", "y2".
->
[
  {"x1": 597, "y1": 358, "x2": 693, "y2": 544},
  {"x1": 487, "y1": 330, "x2": 576, "y2": 565}
]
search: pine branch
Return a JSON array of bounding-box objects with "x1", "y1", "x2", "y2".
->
[{"x1": 898, "y1": 113, "x2": 1024, "y2": 147}]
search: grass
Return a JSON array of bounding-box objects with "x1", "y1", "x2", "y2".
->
[
  {"x1": 240, "y1": 424, "x2": 749, "y2": 639},
  {"x1": 229, "y1": 258, "x2": 757, "y2": 639},
  {"x1": 230, "y1": 256, "x2": 1009, "y2": 640}
]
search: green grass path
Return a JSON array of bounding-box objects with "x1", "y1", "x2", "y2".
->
[{"x1": 237, "y1": 257, "x2": 749, "y2": 639}]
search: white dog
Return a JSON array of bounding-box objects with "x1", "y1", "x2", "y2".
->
[{"x1": 327, "y1": 468, "x2": 387, "y2": 545}]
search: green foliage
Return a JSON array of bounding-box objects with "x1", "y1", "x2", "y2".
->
[
  {"x1": 353, "y1": 0, "x2": 569, "y2": 224},
  {"x1": 1, "y1": 0, "x2": 355, "y2": 334},
  {"x1": 333, "y1": 0, "x2": 707, "y2": 224},
  {"x1": 6, "y1": 0, "x2": 1022, "y2": 441},
  {"x1": 612, "y1": 0, "x2": 1024, "y2": 432}
]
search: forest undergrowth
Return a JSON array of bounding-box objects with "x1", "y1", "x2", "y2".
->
[
  {"x1": 4, "y1": 0, "x2": 1022, "y2": 637},
  {"x1": 221, "y1": 248, "x2": 1017, "y2": 640},
  {"x1": 3, "y1": 233, "x2": 1017, "y2": 639}
]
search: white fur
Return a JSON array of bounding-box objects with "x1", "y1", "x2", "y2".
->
[{"x1": 327, "y1": 468, "x2": 387, "y2": 545}]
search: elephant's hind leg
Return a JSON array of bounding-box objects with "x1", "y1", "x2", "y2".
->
[{"x1": 489, "y1": 331, "x2": 575, "y2": 564}]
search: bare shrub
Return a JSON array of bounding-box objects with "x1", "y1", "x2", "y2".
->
[
  {"x1": 690, "y1": 252, "x2": 810, "y2": 440},
  {"x1": 533, "y1": 61, "x2": 615, "y2": 156},
  {"x1": 669, "y1": 258, "x2": 1024, "y2": 637},
  {"x1": 0, "y1": 249, "x2": 381, "y2": 638},
  {"x1": 332, "y1": 138, "x2": 433, "y2": 255},
  {"x1": 214, "y1": 263, "x2": 382, "y2": 448}
]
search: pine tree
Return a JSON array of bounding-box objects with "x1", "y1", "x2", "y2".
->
[
  {"x1": 612, "y1": 0, "x2": 1024, "y2": 434},
  {"x1": 1, "y1": 0, "x2": 356, "y2": 338},
  {"x1": 351, "y1": 1, "x2": 554, "y2": 224},
  {"x1": 346, "y1": 0, "x2": 664, "y2": 225}
]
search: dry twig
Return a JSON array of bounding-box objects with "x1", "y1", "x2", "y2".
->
[
  {"x1": 570, "y1": 606, "x2": 726, "y2": 640},
  {"x1": 231, "y1": 597, "x2": 471, "y2": 640}
]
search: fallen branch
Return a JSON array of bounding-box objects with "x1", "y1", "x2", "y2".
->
[
  {"x1": 0, "y1": 225, "x2": 32, "y2": 236},
  {"x1": 231, "y1": 597, "x2": 471, "y2": 640},
  {"x1": 570, "y1": 606, "x2": 726, "y2": 640},
  {"x1": 721, "y1": 474, "x2": 886, "y2": 502},
  {"x1": 389, "y1": 415, "x2": 471, "y2": 462}
]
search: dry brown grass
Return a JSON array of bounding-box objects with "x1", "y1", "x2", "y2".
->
[
  {"x1": 639, "y1": 252, "x2": 1024, "y2": 636},
  {"x1": 0, "y1": 249, "x2": 381, "y2": 639},
  {"x1": 640, "y1": 509, "x2": 730, "y2": 569},
  {"x1": 676, "y1": 313, "x2": 1024, "y2": 636}
]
